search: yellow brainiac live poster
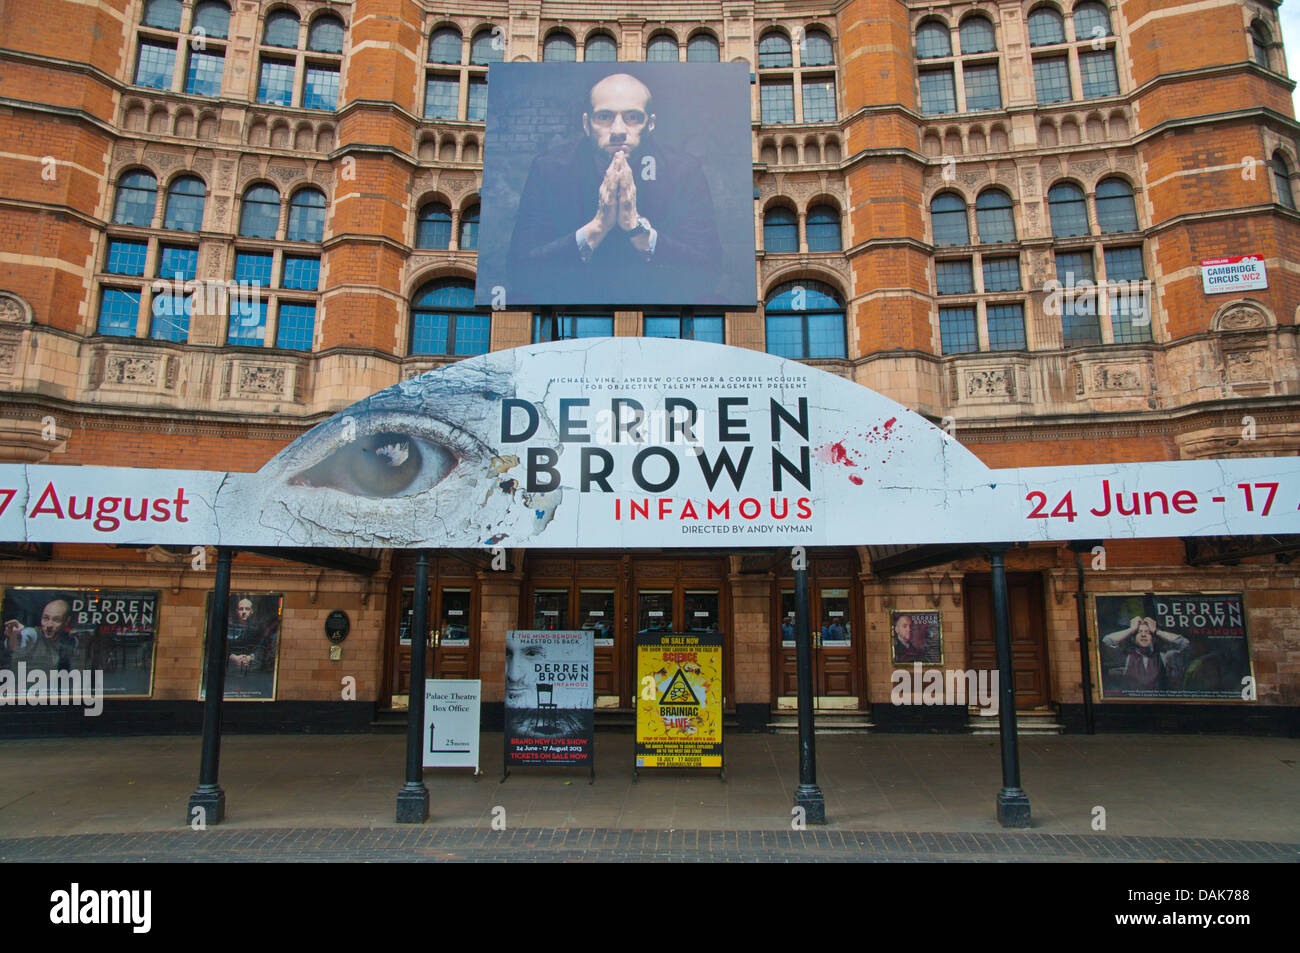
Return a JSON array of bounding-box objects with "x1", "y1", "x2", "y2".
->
[{"x1": 635, "y1": 630, "x2": 723, "y2": 768}]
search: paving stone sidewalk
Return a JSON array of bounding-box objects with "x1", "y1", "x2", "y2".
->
[
  {"x1": 2, "y1": 731, "x2": 1296, "y2": 861},
  {"x1": 2, "y1": 826, "x2": 1296, "y2": 863}
]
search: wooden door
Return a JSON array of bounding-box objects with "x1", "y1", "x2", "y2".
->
[
  {"x1": 521, "y1": 555, "x2": 628, "y2": 707},
  {"x1": 774, "y1": 583, "x2": 859, "y2": 703},
  {"x1": 384, "y1": 562, "x2": 479, "y2": 709},
  {"x1": 964, "y1": 573, "x2": 1050, "y2": 709}
]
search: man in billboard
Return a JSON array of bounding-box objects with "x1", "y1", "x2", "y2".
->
[
  {"x1": 1101, "y1": 616, "x2": 1190, "y2": 693},
  {"x1": 227, "y1": 596, "x2": 277, "y2": 675},
  {"x1": 506, "y1": 72, "x2": 723, "y2": 303},
  {"x1": 3, "y1": 597, "x2": 78, "y2": 670}
]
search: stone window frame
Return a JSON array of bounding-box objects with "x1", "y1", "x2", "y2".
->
[
  {"x1": 1027, "y1": 0, "x2": 1124, "y2": 107},
  {"x1": 911, "y1": 11, "x2": 1006, "y2": 117},
  {"x1": 255, "y1": 5, "x2": 348, "y2": 112},
  {"x1": 133, "y1": 0, "x2": 231, "y2": 96},
  {"x1": 423, "y1": 20, "x2": 497, "y2": 122},
  {"x1": 757, "y1": 22, "x2": 841, "y2": 127}
]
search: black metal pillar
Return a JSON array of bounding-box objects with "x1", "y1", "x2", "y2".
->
[
  {"x1": 988, "y1": 545, "x2": 1031, "y2": 827},
  {"x1": 188, "y1": 546, "x2": 234, "y2": 826},
  {"x1": 396, "y1": 550, "x2": 431, "y2": 822},
  {"x1": 793, "y1": 565, "x2": 826, "y2": 824},
  {"x1": 1070, "y1": 542, "x2": 1097, "y2": 735}
]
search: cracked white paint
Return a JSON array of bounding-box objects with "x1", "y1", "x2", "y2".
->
[{"x1": 1, "y1": 339, "x2": 1298, "y2": 548}]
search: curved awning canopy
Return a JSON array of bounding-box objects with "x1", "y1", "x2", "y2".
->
[{"x1": 1, "y1": 339, "x2": 1297, "y2": 549}]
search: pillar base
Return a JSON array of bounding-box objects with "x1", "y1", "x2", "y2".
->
[
  {"x1": 996, "y1": 787, "x2": 1032, "y2": 828},
  {"x1": 395, "y1": 783, "x2": 429, "y2": 824},
  {"x1": 187, "y1": 785, "x2": 225, "y2": 827},
  {"x1": 795, "y1": 784, "x2": 827, "y2": 825}
]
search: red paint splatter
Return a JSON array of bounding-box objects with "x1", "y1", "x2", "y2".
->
[
  {"x1": 849, "y1": 475, "x2": 863, "y2": 486},
  {"x1": 828, "y1": 442, "x2": 856, "y2": 466},
  {"x1": 883, "y1": 417, "x2": 897, "y2": 430}
]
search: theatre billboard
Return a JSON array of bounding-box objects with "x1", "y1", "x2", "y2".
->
[
  {"x1": 1, "y1": 340, "x2": 1300, "y2": 549},
  {"x1": 475, "y1": 63, "x2": 756, "y2": 308}
]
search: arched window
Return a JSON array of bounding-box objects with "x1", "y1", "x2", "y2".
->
[
  {"x1": 264, "y1": 9, "x2": 300, "y2": 48},
  {"x1": 930, "y1": 193, "x2": 970, "y2": 246},
  {"x1": 1048, "y1": 182, "x2": 1089, "y2": 237},
  {"x1": 806, "y1": 205, "x2": 842, "y2": 251},
  {"x1": 959, "y1": 16, "x2": 996, "y2": 54},
  {"x1": 459, "y1": 204, "x2": 480, "y2": 250},
  {"x1": 239, "y1": 184, "x2": 281, "y2": 238},
  {"x1": 1251, "y1": 21, "x2": 1272, "y2": 68},
  {"x1": 429, "y1": 26, "x2": 462, "y2": 64},
  {"x1": 1095, "y1": 178, "x2": 1138, "y2": 232},
  {"x1": 543, "y1": 31, "x2": 576, "y2": 62},
  {"x1": 686, "y1": 33, "x2": 720, "y2": 62},
  {"x1": 646, "y1": 33, "x2": 678, "y2": 62},
  {"x1": 802, "y1": 29, "x2": 835, "y2": 66},
  {"x1": 765, "y1": 280, "x2": 846, "y2": 359},
  {"x1": 308, "y1": 15, "x2": 345, "y2": 54},
  {"x1": 471, "y1": 27, "x2": 504, "y2": 64},
  {"x1": 763, "y1": 206, "x2": 798, "y2": 252},
  {"x1": 416, "y1": 202, "x2": 452, "y2": 249},
  {"x1": 758, "y1": 31, "x2": 793, "y2": 69},
  {"x1": 1273, "y1": 152, "x2": 1296, "y2": 210},
  {"x1": 411, "y1": 278, "x2": 490, "y2": 356},
  {"x1": 163, "y1": 176, "x2": 205, "y2": 231},
  {"x1": 1073, "y1": 1, "x2": 1111, "y2": 41},
  {"x1": 287, "y1": 188, "x2": 326, "y2": 242},
  {"x1": 975, "y1": 190, "x2": 1016, "y2": 243},
  {"x1": 193, "y1": 1, "x2": 230, "y2": 39},
  {"x1": 1027, "y1": 7, "x2": 1066, "y2": 46},
  {"x1": 142, "y1": 0, "x2": 182, "y2": 31},
  {"x1": 584, "y1": 33, "x2": 617, "y2": 62},
  {"x1": 113, "y1": 170, "x2": 157, "y2": 227},
  {"x1": 916, "y1": 20, "x2": 952, "y2": 59}
]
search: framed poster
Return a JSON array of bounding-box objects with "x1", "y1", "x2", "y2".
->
[
  {"x1": 199, "y1": 591, "x2": 283, "y2": 701},
  {"x1": 1093, "y1": 593, "x2": 1253, "y2": 701},
  {"x1": 635, "y1": 630, "x2": 723, "y2": 769},
  {"x1": 889, "y1": 610, "x2": 943, "y2": 665},
  {"x1": 477, "y1": 63, "x2": 756, "y2": 308},
  {"x1": 1, "y1": 587, "x2": 159, "y2": 698},
  {"x1": 504, "y1": 630, "x2": 593, "y2": 767},
  {"x1": 423, "y1": 678, "x2": 481, "y2": 770}
]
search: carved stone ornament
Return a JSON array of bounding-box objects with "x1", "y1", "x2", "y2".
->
[
  {"x1": 1225, "y1": 349, "x2": 1270, "y2": 382},
  {"x1": 268, "y1": 165, "x2": 305, "y2": 185},
  {"x1": 1213, "y1": 302, "x2": 1270, "y2": 332},
  {"x1": 237, "y1": 364, "x2": 286, "y2": 395},
  {"x1": 106, "y1": 355, "x2": 159, "y2": 386},
  {"x1": 1093, "y1": 364, "x2": 1141, "y2": 391},
  {"x1": 441, "y1": 174, "x2": 475, "y2": 194},
  {"x1": 966, "y1": 367, "x2": 1012, "y2": 397},
  {"x1": 144, "y1": 150, "x2": 181, "y2": 171},
  {"x1": 0, "y1": 292, "x2": 32, "y2": 324},
  {"x1": 0, "y1": 343, "x2": 16, "y2": 375}
]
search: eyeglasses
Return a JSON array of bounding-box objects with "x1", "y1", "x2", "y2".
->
[{"x1": 590, "y1": 109, "x2": 647, "y2": 127}]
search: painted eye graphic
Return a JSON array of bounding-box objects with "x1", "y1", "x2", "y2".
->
[
  {"x1": 289, "y1": 430, "x2": 457, "y2": 497},
  {"x1": 279, "y1": 405, "x2": 495, "y2": 500}
]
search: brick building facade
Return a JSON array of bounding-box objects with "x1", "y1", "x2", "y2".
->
[{"x1": 1, "y1": 0, "x2": 1297, "y2": 734}]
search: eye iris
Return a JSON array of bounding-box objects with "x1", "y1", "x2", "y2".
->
[{"x1": 354, "y1": 431, "x2": 422, "y2": 495}]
